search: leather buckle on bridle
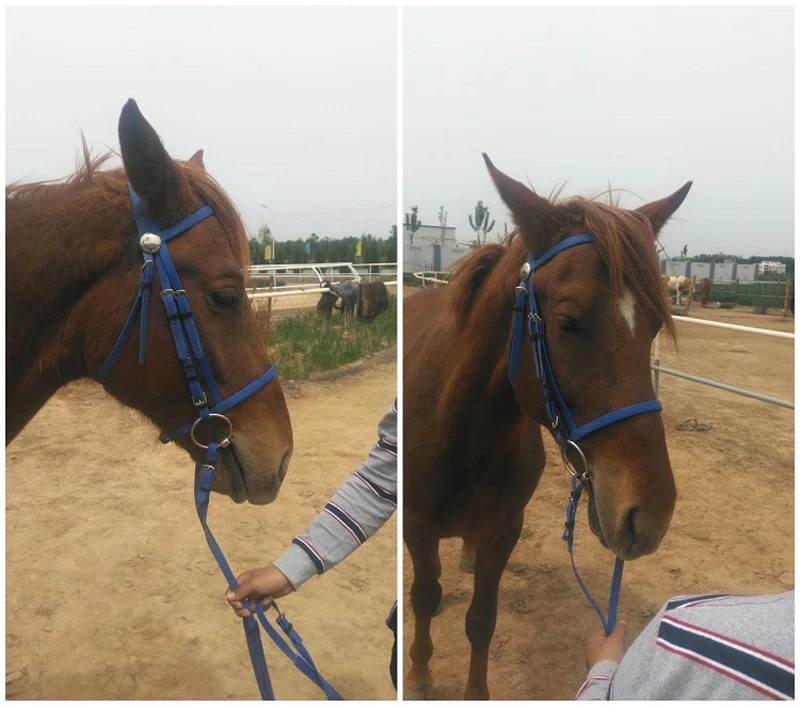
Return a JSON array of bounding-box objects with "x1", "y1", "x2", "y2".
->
[{"x1": 192, "y1": 392, "x2": 208, "y2": 408}]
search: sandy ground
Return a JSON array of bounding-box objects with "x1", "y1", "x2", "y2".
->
[
  {"x1": 402, "y1": 306, "x2": 794, "y2": 700},
  {"x1": 7, "y1": 352, "x2": 397, "y2": 700}
]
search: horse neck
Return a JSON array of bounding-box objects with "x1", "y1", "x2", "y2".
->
[{"x1": 6, "y1": 190, "x2": 131, "y2": 439}]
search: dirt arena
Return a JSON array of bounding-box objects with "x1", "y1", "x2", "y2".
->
[
  {"x1": 402, "y1": 305, "x2": 794, "y2": 700},
  {"x1": 7, "y1": 352, "x2": 397, "y2": 700}
]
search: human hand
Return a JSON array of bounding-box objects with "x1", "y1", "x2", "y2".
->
[
  {"x1": 586, "y1": 621, "x2": 627, "y2": 670},
  {"x1": 225, "y1": 565, "x2": 294, "y2": 618}
]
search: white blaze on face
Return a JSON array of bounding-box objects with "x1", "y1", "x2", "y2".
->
[{"x1": 619, "y1": 287, "x2": 637, "y2": 335}]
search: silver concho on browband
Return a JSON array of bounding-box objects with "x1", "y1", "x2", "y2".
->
[{"x1": 139, "y1": 232, "x2": 162, "y2": 253}]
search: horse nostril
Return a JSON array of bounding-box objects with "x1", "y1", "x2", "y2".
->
[
  {"x1": 278, "y1": 452, "x2": 291, "y2": 482},
  {"x1": 623, "y1": 506, "x2": 640, "y2": 550}
]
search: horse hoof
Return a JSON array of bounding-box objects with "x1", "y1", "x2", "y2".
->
[
  {"x1": 405, "y1": 683, "x2": 435, "y2": 700},
  {"x1": 459, "y1": 555, "x2": 475, "y2": 574}
]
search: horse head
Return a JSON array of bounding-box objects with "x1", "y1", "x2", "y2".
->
[
  {"x1": 89, "y1": 100, "x2": 293, "y2": 505},
  {"x1": 484, "y1": 154, "x2": 691, "y2": 560}
]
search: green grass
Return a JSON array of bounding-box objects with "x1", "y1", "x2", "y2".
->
[{"x1": 260, "y1": 296, "x2": 397, "y2": 379}]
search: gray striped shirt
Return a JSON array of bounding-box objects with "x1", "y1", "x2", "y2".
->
[{"x1": 274, "y1": 400, "x2": 397, "y2": 589}]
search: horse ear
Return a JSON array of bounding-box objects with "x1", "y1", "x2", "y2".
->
[
  {"x1": 118, "y1": 99, "x2": 183, "y2": 221},
  {"x1": 635, "y1": 181, "x2": 693, "y2": 238},
  {"x1": 482, "y1": 153, "x2": 561, "y2": 253},
  {"x1": 188, "y1": 149, "x2": 205, "y2": 171}
]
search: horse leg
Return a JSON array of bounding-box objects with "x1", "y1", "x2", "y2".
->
[
  {"x1": 460, "y1": 538, "x2": 476, "y2": 574},
  {"x1": 405, "y1": 521, "x2": 442, "y2": 700},
  {"x1": 463, "y1": 519, "x2": 523, "y2": 700}
]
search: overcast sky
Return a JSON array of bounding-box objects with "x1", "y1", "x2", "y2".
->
[
  {"x1": 6, "y1": 6, "x2": 396, "y2": 242},
  {"x1": 405, "y1": 6, "x2": 794, "y2": 258}
]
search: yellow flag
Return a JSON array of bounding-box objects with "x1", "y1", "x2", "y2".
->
[
  {"x1": 264, "y1": 244, "x2": 272, "y2": 261},
  {"x1": 355, "y1": 239, "x2": 362, "y2": 258}
]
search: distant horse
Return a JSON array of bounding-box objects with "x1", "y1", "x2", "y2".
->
[
  {"x1": 317, "y1": 280, "x2": 390, "y2": 334},
  {"x1": 404, "y1": 155, "x2": 690, "y2": 699},
  {"x1": 661, "y1": 274, "x2": 692, "y2": 305},
  {"x1": 699, "y1": 277, "x2": 712, "y2": 306},
  {"x1": 6, "y1": 100, "x2": 293, "y2": 504}
]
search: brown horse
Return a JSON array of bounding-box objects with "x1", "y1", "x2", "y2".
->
[
  {"x1": 316, "y1": 280, "x2": 390, "y2": 332},
  {"x1": 6, "y1": 100, "x2": 293, "y2": 505},
  {"x1": 699, "y1": 276, "x2": 712, "y2": 306},
  {"x1": 403, "y1": 155, "x2": 691, "y2": 699}
]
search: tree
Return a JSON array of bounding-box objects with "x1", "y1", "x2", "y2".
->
[
  {"x1": 405, "y1": 206, "x2": 422, "y2": 245},
  {"x1": 438, "y1": 206, "x2": 448, "y2": 244},
  {"x1": 248, "y1": 222, "x2": 274, "y2": 264},
  {"x1": 468, "y1": 200, "x2": 496, "y2": 246}
]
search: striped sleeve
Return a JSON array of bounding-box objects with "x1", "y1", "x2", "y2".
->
[
  {"x1": 592, "y1": 591, "x2": 794, "y2": 700},
  {"x1": 575, "y1": 660, "x2": 618, "y2": 700},
  {"x1": 273, "y1": 400, "x2": 398, "y2": 590}
]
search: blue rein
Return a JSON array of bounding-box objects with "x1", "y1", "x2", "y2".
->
[
  {"x1": 94, "y1": 183, "x2": 342, "y2": 700},
  {"x1": 509, "y1": 233, "x2": 662, "y2": 636}
]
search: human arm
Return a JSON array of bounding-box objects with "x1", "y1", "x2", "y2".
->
[{"x1": 226, "y1": 401, "x2": 397, "y2": 615}]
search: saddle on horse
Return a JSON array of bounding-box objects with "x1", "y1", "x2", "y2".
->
[{"x1": 327, "y1": 280, "x2": 358, "y2": 313}]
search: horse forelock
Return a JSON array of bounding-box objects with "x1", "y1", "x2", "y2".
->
[{"x1": 569, "y1": 197, "x2": 677, "y2": 343}]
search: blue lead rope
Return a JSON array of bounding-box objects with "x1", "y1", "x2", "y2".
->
[
  {"x1": 194, "y1": 444, "x2": 343, "y2": 700},
  {"x1": 562, "y1": 473, "x2": 624, "y2": 636}
]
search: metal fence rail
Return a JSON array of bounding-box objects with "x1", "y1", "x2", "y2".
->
[
  {"x1": 652, "y1": 365, "x2": 793, "y2": 410},
  {"x1": 412, "y1": 271, "x2": 449, "y2": 286},
  {"x1": 673, "y1": 315, "x2": 794, "y2": 340},
  {"x1": 653, "y1": 316, "x2": 794, "y2": 410}
]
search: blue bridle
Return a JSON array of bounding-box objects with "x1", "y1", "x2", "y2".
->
[
  {"x1": 509, "y1": 233, "x2": 663, "y2": 636},
  {"x1": 94, "y1": 183, "x2": 342, "y2": 700}
]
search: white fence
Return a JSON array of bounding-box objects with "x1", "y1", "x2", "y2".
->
[
  {"x1": 247, "y1": 262, "x2": 397, "y2": 293},
  {"x1": 653, "y1": 317, "x2": 794, "y2": 409},
  {"x1": 412, "y1": 271, "x2": 449, "y2": 287},
  {"x1": 246, "y1": 262, "x2": 397, "y2": 309}
]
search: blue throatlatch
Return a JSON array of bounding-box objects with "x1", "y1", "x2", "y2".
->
[
  {"x1": 508, "y1": 232, "x2": 663, "y2": 636},
  {"x1": 94, "y1": 183, "x2": 342, "y2": 700}
]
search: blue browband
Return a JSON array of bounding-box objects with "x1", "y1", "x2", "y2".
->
[
  {"x1": 508, "y1": 232, "x2": 663, "y2": 636},
  {"x1": 93, "y1": 183, "x2": 341, "y2": 700}
]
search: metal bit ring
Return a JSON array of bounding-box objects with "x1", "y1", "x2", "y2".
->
[
  {"x1": 190, "y1": 413, "x2": 233, "y2": 450},
  {"x1": 561, "y1": 439, "x2": 590, "y2": 480}
]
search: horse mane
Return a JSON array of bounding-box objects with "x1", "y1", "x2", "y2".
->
[
  {"x1": 448, "y1": 242, "x2": 507, "y2": 327},
  {"x1": 448, "y1": 195, "x2": 676, "y2": 341},
  {"x1": 6, "y1": 147, "x2": 249, "y2": 270}
]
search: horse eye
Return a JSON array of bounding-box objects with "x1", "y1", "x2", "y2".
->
[
  {"x1": 211, "y1": 288, "x2": 239, "y2": 309},
  {"x1": 557, "y1": 316, "x2": 579, "y2": 334}
]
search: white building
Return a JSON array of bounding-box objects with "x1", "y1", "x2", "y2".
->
[
  {"x1": 405, "y1": 224, "x2": 457, "y2": 245},
  {"x1": 404, "y1": 224, "x2": 476, "y2": 273},
  {"x1": 757, "y1": 260, "x2": 787, "y2": 275}
]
